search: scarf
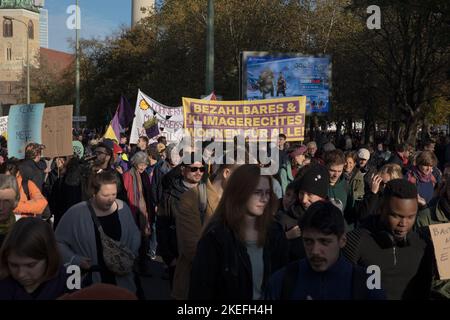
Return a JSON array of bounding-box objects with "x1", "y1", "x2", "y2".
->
[
  {"x1": 130, "y1": 168, "x2": 148, "y2": 233},
  {"x1": 410, "y1": 166, "x2": 436, "y2": 184}
]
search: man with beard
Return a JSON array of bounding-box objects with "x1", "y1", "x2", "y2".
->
[
  {"x1": 156, "y1": 154, "x2": 205, "y2": 289},
  {"x1": 265, "y1": 201, "x2": 385, "y2": 300}
]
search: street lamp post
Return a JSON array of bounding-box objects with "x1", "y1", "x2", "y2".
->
[
  {"x1": 75, "y1": 0, "x2": 80, "y2": 129},
  {"x1": 4, "y1": 16, "x2": 30, "y2": 104},
  {"x1": 205, "y1": 0, "x2": 214, "y2": 95}
]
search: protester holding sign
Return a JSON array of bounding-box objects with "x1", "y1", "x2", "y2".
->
[{"x1": 416, "y1": 180, "x2": 450, "y2": 299}]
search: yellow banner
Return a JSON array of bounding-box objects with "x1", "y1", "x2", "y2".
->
[{"x1": 182, "y1": 96, "x2": 306, "y2": 141}]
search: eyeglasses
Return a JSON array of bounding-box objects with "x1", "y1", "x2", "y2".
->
[
  {"x1": 252, "y1": 190, "x2": 272, "y2": 200},
  {"x1": 187, "y1": 166, "x2": 206, "y2": 173}
]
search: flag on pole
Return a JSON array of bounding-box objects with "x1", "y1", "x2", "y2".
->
[
  {"x1": 104, "y1": 95, "x2": 134, "y2": 143},
  {"x1": 203, "y1": 91, "x2": 217, "y2": 100}
]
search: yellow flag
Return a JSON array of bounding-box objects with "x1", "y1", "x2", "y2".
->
[{"x1": 103, "y1": 124, "x2": 119, "y2": 143}]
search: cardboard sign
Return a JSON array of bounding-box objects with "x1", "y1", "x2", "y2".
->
[
  {"x1": 429, "y1": 223, "x2": 450, "y2": 280},
  {"x1": 7, "y1": 103, "x2": 45, "y2": 159},
  {"x1": 41, "y1": 105, "x2": 74, "y2": 158},
  {"x1": 72, "y1": 140, "x2": 84, "y2": 158}
]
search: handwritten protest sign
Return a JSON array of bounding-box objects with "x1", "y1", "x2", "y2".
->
[
  {"x1": 130, "y1": 89, "x2": 183, "y2": 144},
  {"x1": 7, "y1": 104, "x2": 45, "y2": 159},
  {"x1": 0, "y1": 116, "x2": 7, "y2": 138},
  {"x1": 41, "y1": 105, "x2": 74, "y2": 158},
  {"x1": 182, "y1": 97, "x2": 306, "y2": 141},
  {"x1": 72, "y1": 140, "x2": 84, "y2": 158},
  {"x1": 429, "y1": 223, "x2": 450, "y2": 280}
]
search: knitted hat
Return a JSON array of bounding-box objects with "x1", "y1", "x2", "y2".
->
[
  {"x1": 293, "y1": 164, "x2": 330, "y2": 199},
  {"x1": 289, "y1": 145, "x2": 307, "y2": 158}
]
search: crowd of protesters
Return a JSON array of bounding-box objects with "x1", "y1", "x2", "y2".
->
[{"x1": 0, "y1": 126, "x2": 449, "y2": 300}]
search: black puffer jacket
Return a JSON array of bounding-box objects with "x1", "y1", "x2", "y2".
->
[
  {"x1": 343, "y1": 214, "x2": 432, "y2": 300},
  {"x1": 189, "y1": 219, "x2": 289, "y2": 300}
]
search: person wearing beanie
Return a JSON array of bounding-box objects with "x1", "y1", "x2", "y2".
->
[
  {"x1": 276, "y1": 164, "x2": 330, "y2": 262},
  {"x1": 265, "y1": 201, "x2": 385, "y2": 300},
  {"x1": 279, "y1": 144, "x2": 307, "y2": 196},
  {"x1": 343, "y1": 179, "x2": 432, "y2": 300}
]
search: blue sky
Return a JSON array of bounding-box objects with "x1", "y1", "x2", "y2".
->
[{"x1": 46, "y1": 0, "x2": 132, "y2": 53}]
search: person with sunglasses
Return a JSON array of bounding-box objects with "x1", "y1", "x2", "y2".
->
[{"x1": 156, "y1": 153, "x2": 206, "y2": 290}]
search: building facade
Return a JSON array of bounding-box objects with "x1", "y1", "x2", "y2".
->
[
  {"x1": 0, "y1": 0, "x2": 41, "y2": 108},
  {"x1": 131, "y1": 0, "x2": 155, "y2": 27},
  {"x1": 39, "y1": 8, "x2": 47, "y2": 48}
]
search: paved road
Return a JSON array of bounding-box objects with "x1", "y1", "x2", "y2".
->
[{"x1": 139, "y1": 257, "x2": 171, "y2": 300}]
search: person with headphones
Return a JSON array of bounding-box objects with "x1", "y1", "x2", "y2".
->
[{"x1": 343, "y1": 179, "x2": 433, "y2": 300}]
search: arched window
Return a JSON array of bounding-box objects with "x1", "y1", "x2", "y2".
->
[
  {"x1": 3, "y1": 19, "x2": 13, "y2": 37},
  {"x1": 28, "y1": 20, "x2": 34, "y2": 39}
]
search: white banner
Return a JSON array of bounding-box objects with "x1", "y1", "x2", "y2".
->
[{"x1": 130, "y1": 89, "x2": 184, "y2": 144}]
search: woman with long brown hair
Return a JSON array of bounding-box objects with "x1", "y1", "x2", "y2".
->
[{"x1": 189, "y1": 164, "x2": 288, "y2": 300}]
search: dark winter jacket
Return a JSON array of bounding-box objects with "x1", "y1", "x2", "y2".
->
[
  {"x1": 0, "y1": 266, "x2": 69, "y2": 300},
  {"x1": 19, "y1": 159, "x2": 45, "y2": 192},
  {"x1": 150, "y1": 160, "x2": 174, "y2": 207},
  {"x1": 156, "y1": 173, "x2": 188, "y2": 266},
  {"x1": 275, "y1": 203, "x2": 306, "y2": 262},
  {"x1": 343, "y1": 214, "x2": 432, "y2": 300},
  {"x1": 189, "y1": 220, "x2": 289, "y2": 300},
  {"x1": 265, "y1": 256, "x2": 385, "y2": 300}
]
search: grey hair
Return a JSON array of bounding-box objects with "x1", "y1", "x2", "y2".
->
[
  {"x1": 131, "y1": 151, "x2": 149, "y2": 167},
  {"x1": 307, "y1": 141, "x2": 317, "y2": 148},
  {"x1": 0, "y1": 174, "x2": 19, "y2": 207}
]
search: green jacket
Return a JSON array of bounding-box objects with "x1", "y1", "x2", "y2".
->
[
  {"x1": 349, "y1": 169, "x2": 365, "y2": 201},
  {"x1": 416, "y1": 199, "x2": 450, "y2": 299},
  {"x1": 279, "y1": 161, "x2": 294, "y2": 196},
  {"x1": 328, "y1": 177, "x2": 351, "y2": 212}
]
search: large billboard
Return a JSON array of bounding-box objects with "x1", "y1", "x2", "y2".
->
[{"x1": 240, "y1": 52, "x2": 331, "y2": 113}]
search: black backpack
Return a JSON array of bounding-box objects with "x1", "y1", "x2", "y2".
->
[{"x1": 280, "y1": 261, "x2": 369, "y2": 300}]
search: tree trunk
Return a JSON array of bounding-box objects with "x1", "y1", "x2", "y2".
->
[{"x1": 404, "y1": 116, "x2": 420, "y2": 147}]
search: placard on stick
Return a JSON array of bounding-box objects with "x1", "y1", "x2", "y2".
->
[
  {"x1": 429, "y1": 223, "x2": 450, "y2": 280},
  {"x1": 41, "y1": 105, "x2": 74, "y2": 158}
]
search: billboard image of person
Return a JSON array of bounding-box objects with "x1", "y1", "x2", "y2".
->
[{"x1": 241, "y1": 52, "x2": 331, "y2": 113}]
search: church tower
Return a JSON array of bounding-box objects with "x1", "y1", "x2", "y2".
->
[{"x1": 131, "y1": 0, "x2": 155, "y2": 27}]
